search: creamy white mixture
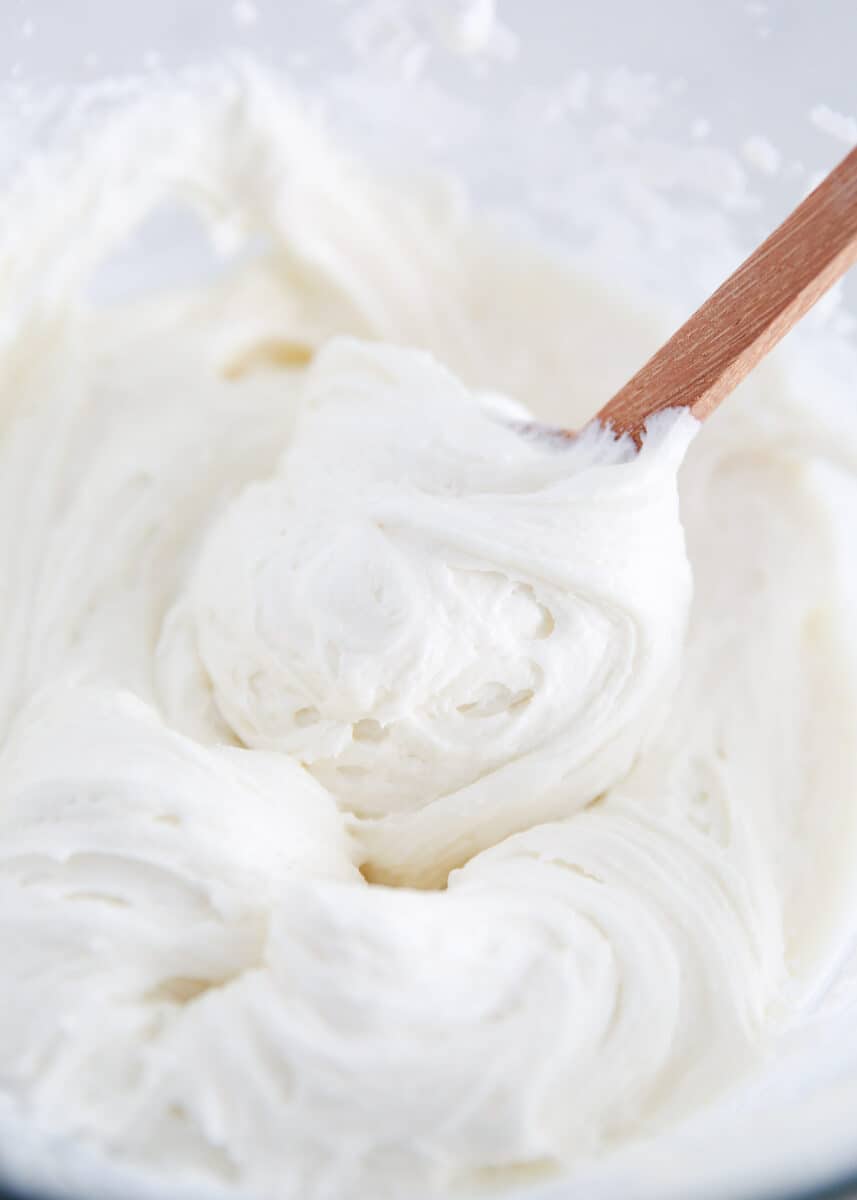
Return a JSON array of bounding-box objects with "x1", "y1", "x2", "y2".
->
[{"x1": 1, "y1": 68, "x2": 857, "y2": 1200}]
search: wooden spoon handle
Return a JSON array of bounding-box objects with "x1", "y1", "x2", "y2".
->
[{"x1": 597, "y1": 145, "x2": 857, "y2": 443}]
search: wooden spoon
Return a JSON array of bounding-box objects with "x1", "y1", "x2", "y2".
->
[{"x1": 595, "y1": 144, "x2": 857, "y2": 445}]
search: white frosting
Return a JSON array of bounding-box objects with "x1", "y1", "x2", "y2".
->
[
  {"x1": 158, "y1": 337, "x2": 695, "y2": 886},
  {"x1": 1, "y1": 69, "x2": 857, "y2": 1200}
]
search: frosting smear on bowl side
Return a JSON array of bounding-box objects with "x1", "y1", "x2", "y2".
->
[{"x1": 1, "y1": 68, "x2": 857, "y2": 1200}]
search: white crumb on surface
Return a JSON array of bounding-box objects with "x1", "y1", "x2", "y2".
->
[
  {"x1": 435, "y1": 0, "x2": 518, "y2": 59},
  {"x1": 810, "y1": 104, "x2": 857, "y2": 146},
  {"x1": 742, "y1": 135, "x2": 781, "y2": 174}
]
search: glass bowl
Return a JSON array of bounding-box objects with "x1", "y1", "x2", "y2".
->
[{"x1": 0, "y1": 2, "x2": 855, "y2": 1199}]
